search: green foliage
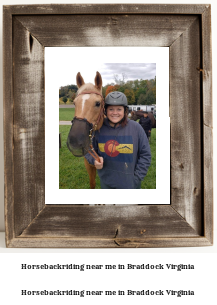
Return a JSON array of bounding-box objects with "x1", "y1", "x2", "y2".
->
[
  {"x1": 68, "y1": 84, "x2": 78, "y2": 91},
  {"x1": 59, "y1": 125, "x2": 101, "y2": 189},
  {"x1": 62, "y1": 96, "x2": 68, "y2": 104},
  {"x1": 124, "y1": 89, "x2": 135, "y2": 105},
  {"x1": 112, "y1": 76, "x2": 156, "y2": 105},
  {"x1": 59, "y1": 76, "x2": 156, "y2": 105},
  {"x1": 59, "y1": 87, "x2": 68, "y2": 98},
  {"x1": 145, "y1": 90, "x2": 156, "y2": 105},
  {"x1": 138, "y1": 94, "x2": 146, "y2": 105},
  {"x1": 102, "y1": 86, "x2": 107, "y2": 98},
  {"x1": 59, "y1": 85, "x2": 78, "y2": 100}
]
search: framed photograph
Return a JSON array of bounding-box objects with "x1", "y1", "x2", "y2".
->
[
  {"x1": 3, "y1": 4, "x2": 213, "y2": 248},
  {"x1": 46, "y1": 47, "x2": 170, "y2": 204},
  {"x1": 56, "y1": 58, "x2": 159, "y2": 191}
]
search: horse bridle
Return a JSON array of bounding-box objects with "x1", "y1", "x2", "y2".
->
[{"x1": 72, "y1": 91, "x2": 105, "y2": 163}]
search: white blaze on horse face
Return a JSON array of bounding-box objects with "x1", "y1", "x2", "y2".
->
[{"x1": 81, "y1": 94, "x2": 90, "y2": 112}]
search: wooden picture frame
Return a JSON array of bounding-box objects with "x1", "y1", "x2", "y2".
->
[{"x1": 3, "y1": 4, "x2": 213, "y2": 248}]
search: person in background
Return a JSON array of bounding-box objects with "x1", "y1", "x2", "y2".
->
[
  {"x1": 85, "y1": 92, "x2": 151, "y2": 189},
  {"x1": 139, "y1": 111, "x2": 152, "y2": 141}
]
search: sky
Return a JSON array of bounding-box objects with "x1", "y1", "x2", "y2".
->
[
  {"x1": 45, "y1": 48, "x2": 156, "y2": 88},
  {"x1": 98, "y1": 63, "x2": 156, "y2": 86},
  {"x1": 60, "y1": 63, "x2": 156, "y2": 87}
]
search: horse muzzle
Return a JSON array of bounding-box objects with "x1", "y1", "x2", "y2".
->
[{"x1": 67, "y1": 118, "x2": 92, "y2": 157}]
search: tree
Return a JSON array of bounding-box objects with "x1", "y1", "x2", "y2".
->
[
  {"x1": 59, "y1": 87, "x2": 68, "y2": 98},
  {"x1": 145, "y1": 90, "x2": 156, "y2": 105},
  {"x1": 124, "y1": 89, "x2": 135, "y2": 105},
  {"x1": 151, "y1": 76, "x2": 156, "y2": 100},
  {"x1": 67, "y1": 89, "x2": 76, "y2": 100},
  {"x1": 135, "y1": 87, "x2": 147, "y2": 103},
  {"x1": 68, "y1": 84, "x2": 78, "y2": 92},
  {"x1": 125, "y1": 80, "x2": 134, "y2": 90},
  {"x1": 133, "y1": 79, "x2": 140, "y2": 89},
  {"x1": 69, "y1": 92, "x2": 76, "y2": 103},
  {"x1": 102, "y1": 86, "x2": 107, "y2": 98},
  {"x1": 105, "y1": 86, "x2": 115, "y2": 97},
  {"x1": 105, "y1": 85, "x2": 119, "y2": 97},
  {"x1": 138, "y1": 94, "x2": 146, "y2": 105},
  {"x1": 113, "y1": 73, "x2": 127, "y2": 85},
  {"x1": 117, "y1": 86, "x2": 125, "y2": 94},
  {"x1": 59, "y1": 84, "x2": 78, "y2": 98},
  {"x1": 62, "y1": 96, "x2": 68, "y2": 104}
]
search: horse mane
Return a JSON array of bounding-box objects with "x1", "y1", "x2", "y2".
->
[{"x1": 77, "y1": 83, "x2": 102, "y2": 95}]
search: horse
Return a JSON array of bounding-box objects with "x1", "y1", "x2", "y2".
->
[
  {"x1": 67, "y1": 71, "x2": 104, "y2": 189},
  {"x1": 130, "y1": 110, "x2": 156, "y2": 128}
]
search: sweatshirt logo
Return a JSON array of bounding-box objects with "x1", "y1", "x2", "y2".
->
[{"x1": 99, "y1": 140, "x2": 133, "y2": 157}]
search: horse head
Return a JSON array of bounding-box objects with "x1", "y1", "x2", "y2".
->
[{"x1": 67, "y1": 71, "x2": 104, "y2": 157}]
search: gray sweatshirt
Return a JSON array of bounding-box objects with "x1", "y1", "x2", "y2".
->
[{"x1": 85, "y1": 118, "x2": 151, "y2": 189}]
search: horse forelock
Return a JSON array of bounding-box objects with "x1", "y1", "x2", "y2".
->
[
  {"x1": 77, "y1": 83, "x2": 102, "y2": 95},
  {"x1": 75, "y1": 83, "x2": 104, "y2": 128}
]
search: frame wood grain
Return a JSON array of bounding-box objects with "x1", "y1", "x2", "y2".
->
[{"x1": 3, "y1": 4, "x2": 213, "y2": 248}]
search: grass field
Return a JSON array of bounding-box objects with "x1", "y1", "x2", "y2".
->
[
  {"x1": 59, "y1": 124, "x2": 156, "y2": 189},
  {"x1": 59, "y1": 108, "x2": 75, "y2": 121}
]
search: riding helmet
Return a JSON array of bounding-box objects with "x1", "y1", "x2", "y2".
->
[{"x1": 105, "y1": 91, "x2": 128, "y2": 107}]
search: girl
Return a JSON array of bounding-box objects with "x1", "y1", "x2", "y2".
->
[{"x1": 85, "y1": 91, "x2": 151, "y2": 189}]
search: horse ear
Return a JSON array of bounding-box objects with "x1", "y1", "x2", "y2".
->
[
  {"x1": 76, "y1": 72, "x2": 85, "y2": 88},
  {"x1": 94, "y1": 71, "x2": 102, "y2": 91}
]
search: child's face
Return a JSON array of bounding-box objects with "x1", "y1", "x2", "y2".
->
[{"x1": 107, "y1": 105, "x2": 125, "y2": 125}]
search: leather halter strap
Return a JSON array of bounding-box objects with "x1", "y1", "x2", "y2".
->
[{"x1": 76, "y1": 91, "x2": 104, "y2": 100}]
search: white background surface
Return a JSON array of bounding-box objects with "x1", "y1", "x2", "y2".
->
[
  {"x1": 46, "y1": 47, "x2": 169, "y2": 203},
  {"x1": 1, "y1": 253, "x2": 216, "y2": 305},
  {"x1": 0, "y1": 0, "x2": 216, "y2": 304},
  {"x1": 0, "y1": 0, "x2": 216, "y2": 250}
]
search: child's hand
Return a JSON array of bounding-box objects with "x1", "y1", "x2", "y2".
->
[{"x1": 94, "y1": 157, "x2": 104, "y2": 169}]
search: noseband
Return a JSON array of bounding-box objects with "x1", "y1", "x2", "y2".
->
[{"x1": 71, "y1": 91, "x2": 105, "y2": 162}]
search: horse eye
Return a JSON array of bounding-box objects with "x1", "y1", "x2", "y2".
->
[{"x1": 95, "y1": 101, "x2": 100, "y2": 107}]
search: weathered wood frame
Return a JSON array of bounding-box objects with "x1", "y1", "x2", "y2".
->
[{"x1": 3, "y1": 4, "x2": 213, "y2": 248}]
